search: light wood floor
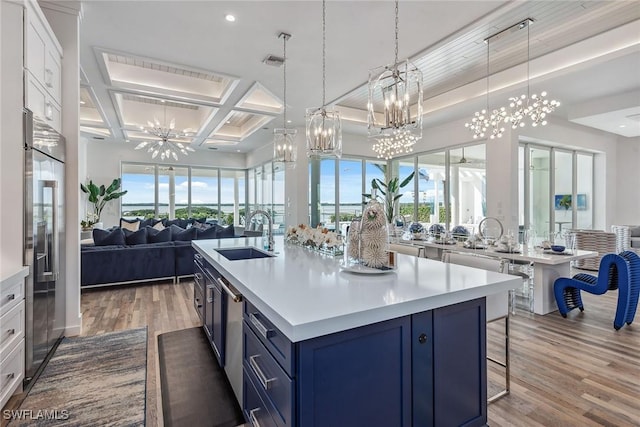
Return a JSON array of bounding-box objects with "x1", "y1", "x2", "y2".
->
[{"x1": 4, "y1": 280, "x2": 639, "y2": 426}]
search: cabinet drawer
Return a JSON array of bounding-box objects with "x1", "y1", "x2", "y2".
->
[
  {"x1": 244, "y1": 301, "x2": 294, "y2": 377},
  {"x1": 243, "y1": 368, "x2": 278, "y2": 427},
  {"x1": 0, "y1": 300, "x2": 25, "y2": 359},
  {"x1": 243, "y1": 324, "x2": 294, "y2": 427},
  {"x1": 0, "y1": 339, "x2": 24, "y2": 409},
  {"x1": 0, "y1": 275, "x2": 24, "y2": 317}
]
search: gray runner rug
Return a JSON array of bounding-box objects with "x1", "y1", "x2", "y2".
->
[{"x1": 9, "y1": 327, "x2": 147, "y2": 426}]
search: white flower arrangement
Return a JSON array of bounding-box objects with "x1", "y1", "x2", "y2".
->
[{"x1": 286, "y1": 224, "x2": 342, "y2": 250}]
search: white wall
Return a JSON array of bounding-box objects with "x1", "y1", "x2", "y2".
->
[
  {"x1": 615, "y1": 136, "x2": 640, "y2": 225},
  {"x1": 85, "y1": 140, "x2": 246, "y2": 227},
  {"x1": 0, "y1": 1, "x2": 25, "y2": 280}
]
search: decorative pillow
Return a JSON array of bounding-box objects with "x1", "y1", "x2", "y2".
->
[
  {"x1": 196, "y1": 226, "x2": 218, "y2": 240},
  {"x1": 194, "y1": 217, "x2": 208, "y2": 224},
  {"x1": 139, "y1": 218, "x2": 163, "y2": 229},
  {"x1": 93, "y1": 228, "x2": 126, "y2": 246},
  {"x1": 192, "y1": 222, "x2": 210, "y2": 231},
  {"x1": 147, "y1": 226, "x2": 172, "y2": 243},
  {"x1": 123, "y1": 227, "x2": 148, "y2": 245},
  {"x1": 630, "y1": 226, "x2": 640, "y2": 237},
  {"x1": 170, "y1": 224, "x2": 197, "y2": 241},
  {"x1": 164, "y1": 218, "x2": 189, "y2": 229},
  {"x1": 217, "y1": 225, "x2": 235, "y2": 239},
  {"x1": 120, "y1": 218, "x2": 140, "y2": 232}
]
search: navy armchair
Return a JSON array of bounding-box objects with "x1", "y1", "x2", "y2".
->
[{"x1": 553, "y1": 251, "x2": 640, "y2": 330}]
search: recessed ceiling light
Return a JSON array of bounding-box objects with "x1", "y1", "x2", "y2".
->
[
  {"x1": 619, "y1": 124, "x2": 626, "y2": 128},
  {"x1": 225, "y1": 14, "x2": 236, "y2": 22},
  {"x1": 236, "y1": 149, "x2": 241, "y2": 152},
  {"x1": 287, "y1": 120, "x2": 292, "y2": 123},
  {"x1": 80, "y1": 100, "x2": 86, "y2": 105},
  {"x1": 226, "y1": 120, "x2": 231, "y2": 124},
  {"x1": 160, "y1": 99, "x2": 165, "y2": 103}
]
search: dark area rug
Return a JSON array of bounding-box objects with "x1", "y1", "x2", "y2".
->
[
  {"x1": 158, "y1": 327, "x2": 244, "y2": 427},
  {"x1": 11, "y1": 327, "x2": 147, "y2": 426}
]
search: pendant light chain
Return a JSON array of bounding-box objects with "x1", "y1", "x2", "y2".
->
[
  {"x1": 322, "y1": 0, "x2": 326, "y2": 108},
  {"x1": 394, "y1": 0, "x2": 399, "y2": 66},
  {"x1": 283, "y1": 34, "x2": 287, "y2": 127},
  {"x1": 526, "y1": 23, "x2": 530, "y2": 99}
]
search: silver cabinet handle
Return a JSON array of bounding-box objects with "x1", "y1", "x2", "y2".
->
[
  {"x1": 45, "y1": 68, "x2": 54, "y2": 88},
  {"x1": 249, "y1": 355, "x2": 275, "y2": 390},
  {"x1": 206, "y1": 284, "x2": 214, "y2": 303},
  {"x1": 7, "y1": 294, "x2": 15, "y2": 301},
  {"x1": 249, "y1": 313, "x2": 274, "y2": 339},
  {"x1": 249, "y1": 408, "x2": 261, "y2": 427},
  {"x1": 45, "y1": 101, "x2": 53, "y2": 120},
  {"x1": 194, "y1": 253, "x2": 203, "y2": 262},
  {"x1": 216, "y1": 277, "x2": 242, "y2": 303},
  {"x1": 194, "y1": 272, "x2": 203, "y2": 282},
  {"x1": 7, "y1": 329, "x2": 15, "y2": 335}
]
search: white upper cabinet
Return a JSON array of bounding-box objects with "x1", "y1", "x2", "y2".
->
[{"x1": 23, "y1": 0, "x2": 63, "y2": 131}]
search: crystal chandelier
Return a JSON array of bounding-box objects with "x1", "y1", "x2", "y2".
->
[
  {"x1": 134, "y1": 104, "x2": 195, "y2": 161},
  {"x1": 507, "y1": 19, "x2": 560, "y2": 129},
  {"x1": 306, "y1": 0, "x2": 341, "y2": 158},
  {"x1": 368, "y1": 0, "x2": 423, "y2": 160},
  {"x1": 273, "y1": 32, "x2": 297, "y2": 164}
]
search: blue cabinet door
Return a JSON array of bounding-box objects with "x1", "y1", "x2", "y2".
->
[
  {"x1": 297, "y1": 317, "x2": 412, "y2": 427},
  {"x1": 413, "y1": 298, "x2": 487, "y2": 427},
  {"x1": 212, "y1": 283, "x2": 226, "y2": 366}
]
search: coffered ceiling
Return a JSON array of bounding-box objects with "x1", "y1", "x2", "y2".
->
[{"x1": 78, "y1": 1, "x2": 640, "y2": 156}]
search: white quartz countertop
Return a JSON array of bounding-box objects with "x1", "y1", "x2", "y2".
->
[{"x1": 192, "y1": 237, "x2": 521, "y2": 342}]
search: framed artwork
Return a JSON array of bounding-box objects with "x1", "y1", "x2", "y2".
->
[{"x1": 554, "y1": 194, "x2": 587, "y2": 210}]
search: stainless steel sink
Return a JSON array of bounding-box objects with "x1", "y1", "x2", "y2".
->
[{"x1": 215, "y1": 247, "x2": 275, "y2": 261}]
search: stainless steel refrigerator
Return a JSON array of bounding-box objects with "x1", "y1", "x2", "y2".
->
[{"x1": 23, "y1": 108, "x2": 66, "y2": 384}]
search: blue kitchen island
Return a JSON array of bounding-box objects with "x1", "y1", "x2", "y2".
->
[{"x1": 192, "y1": 236, "x2": 520, "y2": 427}]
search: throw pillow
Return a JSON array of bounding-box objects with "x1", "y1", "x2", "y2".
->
[
  {"x1": 123, "y1": 227, "x2": 148, "y2": 245},
  {"x1": 140, "y1": 218, "x2": 163, "y2": 229},
  {"x1": 217, "y1": 225, "x2": 235, "y2": 239},
  {"x1": 196, "y1": 226, "x2": 218, "y2": 240},
  {"x1": 164, "y1": 218, "x2": 189, "y2": 229},
  {"x1": 93, "y1": 228, "x2": 125, "y2": 246},
  {"x1": 120, "y1": 218, "x2": 140, "y2": 232},
  {"x1": 170, "y1": 224, "x2": 197, "y2": 241},
  {"x1": 147, "y1": 226, "x2": 172, "y2": 243},
  {"x1": 192, "y1": 222, "x2": 210, "y2": 231}
]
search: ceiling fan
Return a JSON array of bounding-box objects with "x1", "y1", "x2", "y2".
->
[{"x1": 454, "y1": 147, "x2": 486, "y2": 167}]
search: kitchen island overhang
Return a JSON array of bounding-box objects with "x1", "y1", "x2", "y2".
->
[{"x1": 192, "y1": 236, "x2": 521, "y2": 343}]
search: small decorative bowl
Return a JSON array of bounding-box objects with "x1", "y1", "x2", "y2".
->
[{"x1": 551, "y1": 245, "x2": 565, "y2": 253}]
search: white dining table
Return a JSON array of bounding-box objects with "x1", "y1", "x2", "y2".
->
[{"x1": 394, "y1": 239, "x2": 599, "y2": 315}]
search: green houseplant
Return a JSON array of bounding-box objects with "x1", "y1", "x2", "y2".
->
[
  {"x1": 80, "y1": 178, "x2": 127, "y2": 228},
  {"x1": 363, "y1": 171, "x2": 415, "y2": 224}
]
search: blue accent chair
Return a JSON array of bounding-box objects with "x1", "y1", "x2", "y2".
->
[{"x1": 553, "y1": 251, "x2": 640, "y2": 330}]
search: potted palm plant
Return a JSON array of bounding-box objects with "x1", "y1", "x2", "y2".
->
[
  {"x1": 80, "y1": 178, "x2": 127, "y2": 229},
  {"x1": 363, "y1": 170, "x2": 415, "y2": 224}
]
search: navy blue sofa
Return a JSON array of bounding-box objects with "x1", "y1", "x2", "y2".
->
[{"x1": 81, "y1": 222, "x2": 239, "y2": 288}]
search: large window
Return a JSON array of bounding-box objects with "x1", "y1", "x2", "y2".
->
[
  {"x1": 121, "y1": 163, "x2": 245, "y2": 225},
  {"x1": 121, "y1": 164, "x2": 156, "y2": 218},
  {"x1": 307, "y1": 145, "x2": 486, "y2": 234},
  {"x1": 519, "y1": 143, "x2": 594, "y2": 238},
  {"x1": 247, "y1": 161, "x2": 285, "y2": 234}
]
